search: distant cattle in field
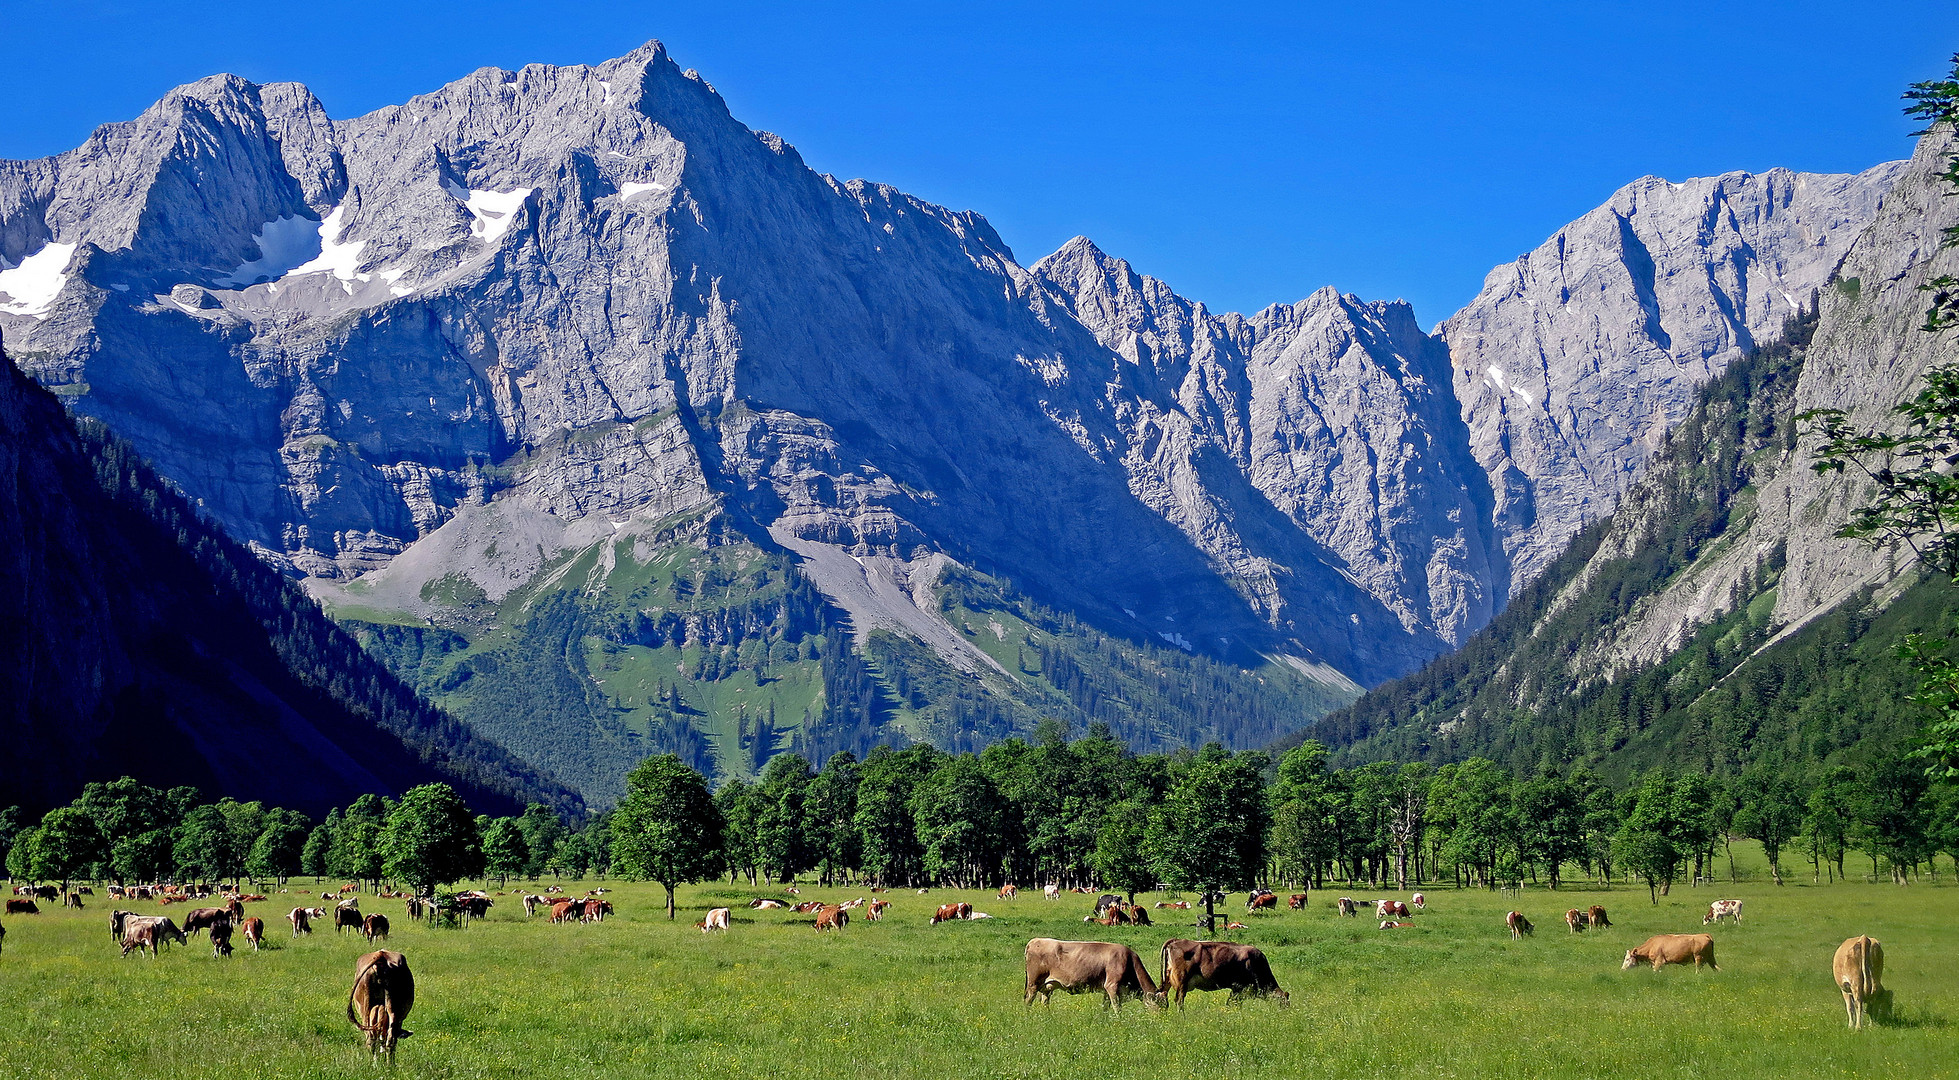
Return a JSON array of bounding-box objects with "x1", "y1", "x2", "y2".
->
[
  {"x1": 348, "y1": 951, "x2": 414, "y2": 1059},
  {"x1": 241, "y1": 917, "x2": 265, "y2": 952},
  {"x1": 1380, "y1": 901, "x2": 1410, "y2": 919},
  {"x1": 363, "y1": 914, "x2": 391, "y2": 943},
  {"x1": 1288, "y1": 894, "x2": 1308, "y2": 910},
  {"x1": 1094, "y1": 894, "x2": 1123, "y2": 918},
  {"x1": 5, "y1": 900, "x2": 37, "y2": 915},
  {"x1": 1623, "y1": 934, "x2": 1718, "y2": 972},
  {"x1": 289, "y1": 908, "x2": 313, "y2": 936},
  {"x1": 1159, "y1": 939, "x2": 1287, "y2": 1008},
  {"x1": 814, "y1": 905, "x2": 848, "y2": 932},
  {"x1": 1832, "y1": 936, "x2": 1888, "y2": 1029},
  {"x1": 29, "y1": 885, "x2": 56, "y2": 901},
  {"x1": 584, "y1": 900, "x2": 612, "y2": 923},
  {"x1": 1224, "y1": 921, "x2": 1249, "y2": 930},
  {"x1": 1588, "y1": 905, "x2": 1610, "y2": 928},
  {"x1": 999, "y1": 885, "x2": 1017, "y2": 901},
  {"x1": 405, "y1": 897, "x2": 426, "y2": 921},
  {"x1": 209, "y1": 919, "x2": 234, "y2": 957},
  {"x1": 110, "y1": 909, "x2": 135, "y2": 942},
  {"x1": 932, "y1": 903, "x2": 973, "y2": 924},
  {"x1": 1043, "y1": 885, "x2": 1060, "y2": 900},
  {"x1": 699, "y1": 908, "x2": 731, "y2": 932},
  {"x1": 1411, "y1": 893, "x2": 1426, "y2": 910},
  {"x1": 1380, "y1": 920, "x2": 1414, "y2": 929},
  {"x1": 182, "y1": 908, "x2": 229, "y2": 937},
  {"x1": 1566, "y1": 909, "x2": 1586, "y2": 933},
  {"x1": 225, "y1": 898, "x2": 245, "y2": 924},
  {"x1": 521, "y1": 895, "x2": 542, "y2": 918},
  {"x1": 867, "y1": 899, "x2": 890, "y2": 921},
  {"x1": 1125, "y1": 903, "x2": 1151, "y2": 926},
  {"x1": 335, "y1": 906, "x2": 364, "y2": 934},
  {"x1": 1087, "y1": 904, "x2": 1131, "y2": 927},
  {"x1": 1024, "y1": 938, "x2": 1164, "y2": 1010},
  {"x1": 1248, "y1": 892, "x2": 1277, "y2": 913},
  {"x1": 1506, "y1": 911, "x2": 1533, "y2": 939},
  {"x1": 1156, "y1": 900, "x2": 1191, "y2": 910},
  {"x1": 1703, "y1": 899, "x2": 1742, "y2": 926},
  {"x1": 793, "y1": 900, "x2": 824, "y2": 914},
  {"x1": 1337, "y1": 897, "x2": 1357, "y2": 918},
  {"x1": 64, "y1": 892, "x2": 83, "y2": 909},
  {"x1": 457, "y1": 896, "x2": 492, "y2": 922},
  {"x1": 749, "y1": 899, "x2": 785, "y2": 910},
  {"x1": 119, "y1": 916, "x2": 186, "y2": 957}
]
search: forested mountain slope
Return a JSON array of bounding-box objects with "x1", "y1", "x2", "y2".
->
[
  {"x1": 1302, "y1": 124, "x2": 1959, "y2": 779},
  {"x1": 0, "y1": 344, "x2": 580, "y2": 818}
]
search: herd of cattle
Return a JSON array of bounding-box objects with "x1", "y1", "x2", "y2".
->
[{"x1": 1, "y1": 881, "x2": 1900, "y2": 1047}]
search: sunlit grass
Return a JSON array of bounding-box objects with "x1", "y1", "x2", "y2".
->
[{"x1": 0, "y1": 860, "x2": 1950, "y2": 1078}]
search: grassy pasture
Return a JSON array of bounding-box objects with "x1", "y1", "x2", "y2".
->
[{"x1": 0, "y1": 857, "x2": 1951, "y2": 1078}]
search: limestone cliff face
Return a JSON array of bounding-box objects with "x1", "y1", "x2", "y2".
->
[
  {"x1": 0, "y1": 41, "x2": 1905, "y2": 699},
  {"x1": 1441, "y1": 163, "x2": 1903, "y2": 591}
]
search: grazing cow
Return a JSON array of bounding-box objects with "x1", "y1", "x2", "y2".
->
[
  {"x1": 1043, "y1": 884, "x2": 1060, "y2": 901},
  {"x1": 1380, "y1": 920, "x2": 1415, "y2": 930},
  {"x1": 931, "y1": 902, "x2": 973, "y2": 924},
  {"x1": 1587, "y1": 905, "x2": 1611, "y2": 929},
  {"x1": 1506, "y1": 911, "x2": 1534, "y2": 939},
  {"x1": 4, "y1": 900, "x2": 37, "y2": 915},
  {"x1": 1159, "y1": 939, "x2": 1288, "y2": 1008},
  {"x1": 1024, "y1": 938, "x2": 1164, "y2": 1011},
  {"x1": 1565, "y1": 909, "x2": 1586, "y2": 933},
  {"x1": 110, "y1": 908, "x2": 137, "y2": 943},
  {"x1": 64, "y1": 892, "x2": 83, "y2": 909},
  {"x1": 1336, "y1": 897, "x2": 1357, "y2": 918},
  {"x1": 30, "y1": 885, "x2": 56, "y2": 901},
  {"x1": 1248, "y1": 892, "x2": 1278, "y2": 913},
  {"x1": 1087, "y1": 905, "x2": 1131, "y2": 927},
  {"x1": 183, "y1": 907, "x2": 229, "y2": 938},
  {"x1": 120, "y1": 921, "x2": 159, "y2": 957},
  {"x1": 1832, "y1": 936, "x2": 1887, "y2": 1030},
  {"x1": 1126, "y1": 903, "x2": 1152, "y2": 926},
  {"x1": 289, "y1": 907, "x2": 313, "y2": 936},
  {"x1": 225, "y1": 898, "x2": 245, "y2": 924},
  {"x1": 363, "y1": 914, "x2": 391, "y2": 943},
  {"x1": 999, "y1": 884, "x2": 1018, "y2": 901},
  {"x1": 699, "y1": 907, "x2": 731, "y2": 932},
  {"x1": 521, "y1": 895, "x2": 542, "y2": 918},
  {"x1": 209, "y1": 919, "x2": 234, "y2": 958},
  {"x1": 867, "y1": 899, "x2": 890, "y2": 921},
  {"x1": 814, "y1": 904, "x2": 849, "y2": 932},
  {"x1": 1622, "y1": 933, "x2": 1718, "y2": 972},
  {"x1": 549, "y1": 901, "x2": 578, "y2": 923},
  {"x1": 1382, "y1": 901, "x2": 1411, "y2": 919},
  {"x1": 335, "y1": 906, "x2": 364, "y2": 934},
  {"x1": 241, "y1": 917, "x2": 265, "y2": 952},
  {"x1": 348, "y1": 951, "x2": 415, "y2": 1059},
  {"x1": 1703, "y1": 899, "x2": 1743, "y2": 926},
  {"x1": 1288, "y1": 894, "x2": 1308, "y2": 910},
  {"x1": 458, "y1": 896, "x2": 492, "y2": 921},
  {"x1": 1376, "y1": 899, "x2": 1396, "y2": 920},
  {"x1": 404, "y1": 897, "x2": 426, "y2": 921},
  {"x1": 1411, "y1": 893, "x2": 1426, "y2": 911},
  {"x1": 585, "y1": 900, "x2": 613, "y2": 923}
]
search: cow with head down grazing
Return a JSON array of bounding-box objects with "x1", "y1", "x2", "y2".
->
[
  {"x1": 1159, "y1": 939, "x2": 1287, "y2": 1009},
  {"x1": 1025, "y1": 938, "x2": 1164, "y2": 1011},
  {"x1": 348, "y1": 951, "x2": 414, "y2": 1059},
  {"x1": 1623, "y1": 934, "x2": 1718, "y2": 972},
  {"x1": 932, "y1": 902, "x2": 973, "y2": 924},
  {"x1": 1506, "y1": 911, "x2": 1534, "y2": 940}
]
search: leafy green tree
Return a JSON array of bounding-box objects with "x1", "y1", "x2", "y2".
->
[
  {"x1": 1576, "y1": 771, "x2": 1622, "y2": 883},
  {"x1": 301, "y1": 818, "x2": 335, "y2": 878},
  {"x1": 74, "y1": 778, "x2": 170, "y2": 848},
  {"x1": 1269, "y1": 741, "x2": 1335, "y2": 889},
  {"x1": 381, "y1": 784, "x2": 483, "y2": 896},
  {"x1": 1806, "y1": 766, "x2": 1859, "y2": 882},
  {"x1": 216, "y1": 799, "x2": 268, "y2": 877},
  {"x1": 1431, "y1": 758, "x2": 1515, "y2": 887},
  {"x1": 610, "y1": 754, "x2": 724, "y2": 918},
  {"x1": 1855, "y1": 754, "x2": 1929, "y2": 884},
  {"x1": 27, "y1": 807, "x2": 107, "y2": 890},
  {"x1": 854, "y1": 744, "x2": 939, "y2": 886},
  {"x1": 482, "y1": 818, "x2": 530, "y2": 886},
  {"x1": 754, "y1": 754, "x2": 816, "y2": 883},
  {"x1": 5, "y1": 827, "x2": 39, "y2": 882},
  {"x1": 1146, "y1": 746, "x2": 1269, "y2": 932},
  {"x1": 1091, "y1": 800, "x2": 1156, "y2": 902},
  {"x1": 173, "y1": 804, "x2": 236, "y2": 883},
  {"x1": 112, "y1": 829, "x2": 173, "y2": 884},
  {"x1": 1515, "y1": 772, "x2": 1585, "y2": 889},
  {"x1": 516, "y1": 803, "x2": 564, "y2": 880},
  {"x1": 550, "y1": 831, "x2": 593, "y2": 879},
  {"x1": 911, "y1": 755, "x2": 1007, "y2": 887},
  {"x1": 330, "y1": 795, "x2": 388, "y2": 884},
  {"x1": 1617, "y1": 772, "x2": 1684, "y2": 903},
  {"x1": 582, "y1": 816, "x2": 614, "y2": 879},
  {"x1": 246, "y1": 809, "x2": 311, "y2": 883},
  {"x1": 808, "y1": 751, "x2": 863, "y2": 886},
  {"x1": 1670, "y1": 774, "x2": 1722, "y2": 885},
  {"x1": 1733, "y1": 765, "x2": 1805, "y2": 885},
  {"x1": 715, "y1": 778, "x2": 763, "y2": 885}
]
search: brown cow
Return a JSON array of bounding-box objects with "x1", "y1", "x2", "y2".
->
[
  {"x1": 64, "y1": 892, "x2": 84, "y2": 909},
  {"x1": 289, "y1": 907, "x2": 313, "y2": 936},
  {"x1": 4, "y1": 899, "x2": 37, "y2": 915},
  {"x1": 1024, "y1": 938, "x2": 1164, "y2": 1010},
  {"x1": 866, "y1": 899, "x2": 890, "y2": 921},
  {"x1": 1506, "y1": 911, "x2": 1534, "y2": 939},
  {"x1": 931, "y1": 902, "x2": 973, "y2": 924},
  {"x1": 225, "y1": 898, "x2": 245, "y2": 924},
  {"x1": 1126, "y1": 903, "x2": 1152, "y2": 926},
  {"x1": 1155, "y1": 900, "x2": 1191, "y2": 910},
  {"x1": 793, "y1": 900, "x2": 825, "y2": 914},
  {"x1": 363, "y1": 914, "x2": 391, "y2": 943},
  {"x1": 209, "y1": 919, "x2": 234, "y2": 958},
  {"x1": 1159, "y1": 939, "x2": 1288, "y2": 1008},
  {"x1": 1565, "y1": 909, "x2": 1586, "y2": 933},
  {"x1": 1382, "y1": 901, "x2": 1411, "y2": 919},
  {"x1": 1287, "y1": 893, "x2": 1308, "y2": 910},
  {"x1": 110, "y1": 909, "x2": 135, "y2": 943},
  {"x1": 699, "y1": 907, "x2": 731, "y2": 932},
  {"x1": 1247, "y1": 892, "x2": 1277, "y2": 913},
  {"x1": 335, "y1": 906, "x2": 365, "y2": 934},
  {"x1": 1588, "y1": 905, "x2": 1611, "y2": 928},
  {"x1": 1623, "y1": 933, "x2": 1718, "y2": 971},
  {"x1": 549, "y1": 900, "x2": 577, "y2": 923},
  {"x1": 1087, "y1": 905, "x2": 1131, "y2": 927},
  {"x1": 119, "y1": 916, "x2": 187, "y2": 957},
  {"x1": 813, "y1": 904, "x2": 848, "y2": 932},
  {"x1": 183, "y1": 907, "x2": 229, "y2": 938},
  {"x1": 348, "y1": 951, "x2": 415, "y2": 1059},
  {"x1": 241, "y1": 916, "x2": 265, "y2": 952},
  {"x1": 999, "y1": 884, "x2": 1018, "y2": 901},
  {"x1": 1336, "y1": 897, "x2": 1357, "y2": 918},
  {"x1": 1832, "y1": 935, "x2": 1887, "y2": 1029}
]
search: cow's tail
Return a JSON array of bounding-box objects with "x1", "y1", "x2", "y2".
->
[
  {"x1": 1860, "y1": 937, "x2": 1872, "y2": 1000},
  {"x1": 1159, "y1": 941, "x2": 1171, "y2": 992},
  {"x1": 348, "y1": 953, "x2": 383, "y2": 1029}
]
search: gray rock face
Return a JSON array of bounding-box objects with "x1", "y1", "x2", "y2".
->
[
  {"x1": 0, "y1": 40, "x2": 1904, "y2": 697},
  {"x1": 1441, "y1": 163, "x2": 1903, "y2": 591}
]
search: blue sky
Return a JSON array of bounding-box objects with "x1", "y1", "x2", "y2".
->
[{"x1": 5, "y1": 1, "x2": 1955, "y2": 325}]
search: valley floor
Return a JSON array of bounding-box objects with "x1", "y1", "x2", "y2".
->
[{"x1": 0, "y1": 854, "x2": 1950, "y2": 1078}]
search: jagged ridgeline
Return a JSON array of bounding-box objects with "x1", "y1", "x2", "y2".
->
[
  {"x1": 0, "y1": 347, "x2": 581, "y2": 818},
  {"x1": 324, "y1": 503, "x2": 1349, "y2": 803},
  {"x1": 1296, "y1": 305, "x2": 1952, "y2": 779}
]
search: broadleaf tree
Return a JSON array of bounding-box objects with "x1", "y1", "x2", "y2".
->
[{"x1": 611, "y1": 754, "x2": 724, "y2": 919}]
